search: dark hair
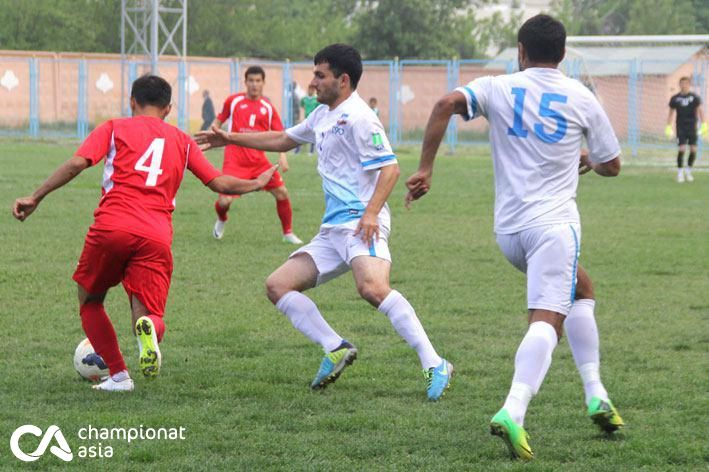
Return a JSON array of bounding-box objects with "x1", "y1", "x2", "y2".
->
[
  {"x1": 517, "y1": 14, "x2": 566, "y2": 64},
  {"x1": 679, "y1": 76, "x2": 690, "y2": 83},
  {"x1": 245, "y1": 65, "x2": 265, "y2": 80},
  {"x1": 314, "y1": 44, "x2": 363, "y2": 89},
  {"x1": 131, "y1": 75, "x2": 171, "y2": 108}
]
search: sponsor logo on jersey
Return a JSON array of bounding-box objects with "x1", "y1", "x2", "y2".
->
[{"x1": 260, "y1": 107, "x2": 267, "y2": 115}]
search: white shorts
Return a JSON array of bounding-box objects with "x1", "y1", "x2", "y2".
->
[
  {"x1": 290, "y1": 225, "x2": 392, "y2": 286},
  {"x1": 496, "y1": 223, "x2": 580, "y2": 316}
]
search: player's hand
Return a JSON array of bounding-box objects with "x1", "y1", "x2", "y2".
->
[
  {"x1": 579, "y1": 149, "x2": 593, "y2": 175},
  {"x1": 664, "y1": 124, "x2": 674, "y2": 139},
  {"x1": 404, "y1": 170, "x2": 432, "y2": 209},
  {"x1": 278, "y1": 154, "x2": 289, "y2": 173},
  {"x1": 255, "y1": 164, "x2": 279, "y2": 189},
  {"x1": 194, "y1": 125, "x2": 230, "y2": 151},
  {"x1": 699, "y1": 122, "x2": 708, "y2": 137},
  {"x1": 12, "y1": 196, "x2": 39, "y2": 222},
  {"x1": 355, "y1": 211, "x2": 380, "y2": 243}
]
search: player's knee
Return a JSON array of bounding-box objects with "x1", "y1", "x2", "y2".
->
[
  {"x1": 356, "y1": 280, "x2": 388, "y2": 306},
  {"x1": 273, "y1": 186, "x2": 289, "y2": 200},
  {"x1": 265, "y1": 274, "x2": 287, "y2": 304}
]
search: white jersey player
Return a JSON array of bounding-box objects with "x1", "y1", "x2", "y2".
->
[
  {"x1": 196, "y1": 43, "x2": 453, "y2": 401},
  {"x1": 406, "y1": 15, "x2": 624, "y2": 460}
]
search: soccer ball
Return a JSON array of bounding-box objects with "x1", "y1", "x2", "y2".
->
[{"x1": 73, "y1": 338, "x2": 108, "y2": 381}]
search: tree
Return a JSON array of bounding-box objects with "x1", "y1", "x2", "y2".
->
[
  {"x1": 0, "y1": 0, "x2": 120, "y2": 53},
  {"x1": 551, "y1": 0, "x2": 703, "y2": 36},
  {"x1": 351, "y1": 0, "x2": 483, "y2": 59},
  {"x1": 626, "y1": 0, "x2": 698, "y2": 35}
]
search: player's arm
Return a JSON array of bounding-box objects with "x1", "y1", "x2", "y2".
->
[
  {"x1": 579, "y1": 152, "x2": 620, "y2": 177},
  {"x1": 405, "y1": 91, "x2": 468, "y2": 207},
  {"x1": 697, "y1": 104, "x2": 707, "y2": 136},
  {"x1": 665, "y1": 108, "x2": 675, "y2": 137},
  {"x1": 13, "y1": 156, "x2": 90, "y2": 221},
  {"x1": 195, "y1": 126, "x2": 298, "y2": 153},
  {"x1": 212, "y1": 118, "x2": 223, "y2": 129},
  {"x1": 278, "y1": 152, "x2": 289, "y2": 173},
  {"x1": 356, "y1": 163, "x2": 400, "y2": 242},
  {"x1": 207, "y1": 166, "x2": 279, "y2": 195}
]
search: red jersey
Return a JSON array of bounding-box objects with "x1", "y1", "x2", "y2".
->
[
  {"x1": 75, "y1": 116, "x2": 221, "y2": 245},
  {"x1": 216, "y1": 92, "x2": 284, "y2": 165}
]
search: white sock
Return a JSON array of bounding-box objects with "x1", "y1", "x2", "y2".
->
[
  {"x1": 378, "y1": 290, "x2": 442, "y2": 369},
  {"x1": 565, "y1": 299, "x2": 608, "y2": 404},
  {"x1": 111, "y1": 370, "x2": 130, "y2": 382},
  {"x1": 503, "y1": 321, "x2": 558, "y2": 425},
  {"x1": 276, "y1": 291, "x2": 343, "y2": 352}
]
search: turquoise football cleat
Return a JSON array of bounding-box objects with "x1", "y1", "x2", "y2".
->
[
  {"x1": 424, "y1": 359, "x2": 454, "y2": 401},
  {"x1": 310, "y1": 341, "x2": 358, "y2": 390}
]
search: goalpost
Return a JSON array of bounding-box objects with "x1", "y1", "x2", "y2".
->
[{"x1": 563, "y1": 35, "x2": 709, "y2": 166}]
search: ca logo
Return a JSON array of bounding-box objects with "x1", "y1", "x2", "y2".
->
[{"x1": 10, "y1": 425, "x2": 73, "y2": 462}]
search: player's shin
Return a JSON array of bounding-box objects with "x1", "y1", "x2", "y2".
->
[
  {"x1": 565, "y1": 299, "x2": 608, "y2": 405},
  {"x1": 80, "y1": 302, "x2": 127, "y2": 376},
  {"x1": 377, "y1": 290, "x2": 442, "y2": 369},
  {"x1": 275, "y1": 291, "x2": 342, "y2": 352},
  {"x1": 503, "y1": 321, "x2": 558, "y2": 425}
]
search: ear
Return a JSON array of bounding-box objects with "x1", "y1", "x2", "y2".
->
[
  {"x1": 517, "y1": 42, "x2": 525, "y2": 69},
  {"x1": 130, "y1": 97, "x2": 137, "y2": 114},
  {"x1": 161, "y1": 104, "x2": 172, "y2": 119}
]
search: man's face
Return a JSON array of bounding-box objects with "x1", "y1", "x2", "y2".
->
[
  {"x1": 245, "y1": 73, "x2": 264, "y2": 98},
  {"x1": 680, "y1": 79, "x2": 691, "y2": 94},
  {"x1": 310, "y1": 62, "x2": 343, "y2": 106}
]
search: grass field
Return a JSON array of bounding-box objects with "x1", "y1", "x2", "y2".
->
[{"x1": 0, "y1": 140, "x2": 707, "y2": 471}]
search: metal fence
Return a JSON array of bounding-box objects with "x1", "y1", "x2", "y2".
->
[{"x1": 0, "y1": 54, "x2": 706, "y2": 159}]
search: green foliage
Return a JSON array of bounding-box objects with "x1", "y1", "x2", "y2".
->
[
  {"x1": 187, "y1": 0, "x2": 355, "y2": 60},
  {"x1": 351, "y1": 0, "x2": 479, "y2": 59},
  {"x1": 551, "y1": 0, "x2": 705, "y2": 35},
  {"x1": 626, "y1": 0, "x2": 698, "y2": 35},
  {"x1": 1, "y1": 141, "x2": 708, "y2": 469},
  {"x1": 0, "y1": 0, "x2": 120, "y2": 53}
]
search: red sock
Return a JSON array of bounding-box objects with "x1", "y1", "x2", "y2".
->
[
  {"x1": 80, "y1": 302, "x2": 127, "y2": 375},
  {"x1": 215, "y1": 200, "x2": 229, "y2": 222},
  {"x1": 276, "y1": 198, "x2": 293, "y2": 234},
  {"x1": 147, "y1": 314, "x2": 165, "y2": 343}
]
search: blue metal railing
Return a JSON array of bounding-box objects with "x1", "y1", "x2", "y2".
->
[{"x1": 1, "y1": 55, "x2": 705, "y2": 161}]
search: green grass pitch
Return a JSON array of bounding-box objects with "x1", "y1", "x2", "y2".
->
[{"x1": 0, "y1": 140, "x2": 707, "y2": 470}]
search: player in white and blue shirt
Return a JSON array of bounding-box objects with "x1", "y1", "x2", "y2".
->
[
  {"x1": 405, "y1": 15, "x2": 624, "y2": 460},
  {"x1": 195, "y1": 43, "x2": 453, "y2": 400}
]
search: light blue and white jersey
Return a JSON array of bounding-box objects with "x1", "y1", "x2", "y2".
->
[
  {"x1": 457, "y1": 68, "x2": 620, "y2": 234},
  {"x1": 286, "y1": 91, "x2": 397, "y2": 230}
]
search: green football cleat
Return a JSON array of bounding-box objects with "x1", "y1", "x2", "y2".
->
[
  {"x1": 587, "y1": 396, "x2": 625, "y2": 433},
  {"x1": 490, "y1": 408, "x2": 534, "y2": 461},
  {"x1": 135, "y1": 316, "x2": 161, "y2": 379},
  {"x1": 310, "y1": 341, "x2": 357, "y2": 390}
]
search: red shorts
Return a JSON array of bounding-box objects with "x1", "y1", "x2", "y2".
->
[
  {"x1": 72, "y1": 228, "x2": 173, "y2": 317},
  {"x1": 222, "y1": 155, "x2": 284, "y2": 198}
]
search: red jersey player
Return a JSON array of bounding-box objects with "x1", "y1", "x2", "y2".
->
[
  {"x1": 12, "y1": 75, "x2": 277, "y2": 392},
  {"x1": 211, "y1": 65, "x2": 302, "y2": 244}
]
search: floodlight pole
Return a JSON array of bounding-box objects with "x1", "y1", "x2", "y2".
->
[{"x1": 120, "y1": 0, "x2": 188, "y2": 115}]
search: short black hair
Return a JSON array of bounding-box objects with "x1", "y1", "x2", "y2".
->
[
  {"x1": 131, "y1": 75, "x2": 171, "y2": 108},
  {"x1": 245, "y1": 65, "x2": 265, "y2": 80},
  {"x1": 679, "y1": 76, "x2": 691, "y2": 83},
  {"x1": 314, "y1": 44, "x2": 363, "y2": 89},
  {"x1": 517, "y1": 14, "x2": 566, "y2": 64}
]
